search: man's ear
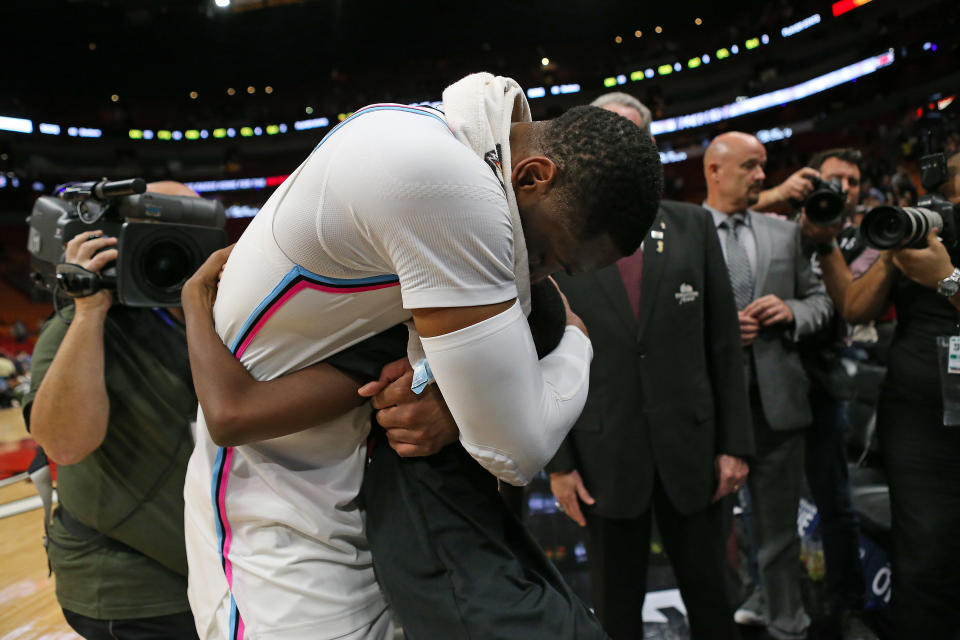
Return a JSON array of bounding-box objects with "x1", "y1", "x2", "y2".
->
[
  {"x1": 512, "y1": 156, "x2": 558, "y2": 192},
  {"x1": 705, "y1": 161, "x2": 720, "y2": 186}
]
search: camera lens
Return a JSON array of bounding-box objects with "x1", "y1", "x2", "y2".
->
[
  {"x1": 861, "y1": 206, "x2": 942, "y2": 249},
  {"x1": 804, "y1": 178, "x2": 846, "y2": 226},
  {"x1": 142, "y1": 240, "x2": 193, "y2": 290}
]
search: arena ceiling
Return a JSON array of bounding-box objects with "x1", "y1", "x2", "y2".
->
[{"x1": 10, "y1": 0, "x2": 796, "y2": 101}]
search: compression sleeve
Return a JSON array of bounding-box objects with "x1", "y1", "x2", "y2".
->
[{"x1": 419, "y1": 300, "x2": 593, "y2": 486}]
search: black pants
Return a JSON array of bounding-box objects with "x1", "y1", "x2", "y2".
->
[
  {"x1": 62, "y1": 609, "x2": 199, "y2": 640},
  {"x1": 585, "y1": 474, "x2": 740, "y2": 640},
  {"x1": 361, "y1": 431, "x2": 608, "y2": 640},
  {"x1": 804, "y1": 386, "x2": 865, "y2": 613},
  {"x1": 878, "y1": 395, "x2": 960, "y2": 639}
]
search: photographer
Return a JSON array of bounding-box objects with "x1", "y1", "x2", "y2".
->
[
  {"x1": 24, "y1": 182, "x2": 201, "y2": 639},
  {"x1": 842, "y1": 151, "x2": 960, "y2": 638},
  {"x1": 796, "y1": 149, "x2": 878, "y2": 639}
]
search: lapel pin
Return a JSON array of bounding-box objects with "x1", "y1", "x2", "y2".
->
[{"x1": 674, "y1": 283, "x2": 699, "y2": 304}]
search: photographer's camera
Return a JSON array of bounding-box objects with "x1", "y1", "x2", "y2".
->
[{"x1": 860, "y1": 153, "x2": 959, "y2": 250}]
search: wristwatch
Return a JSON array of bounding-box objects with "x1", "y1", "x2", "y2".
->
[{"x1": 937, "y1": 268, "x2": 960, "y2": 298}]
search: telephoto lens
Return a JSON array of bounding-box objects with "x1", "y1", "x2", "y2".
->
[
  {"x1": 804, "y1": 177, "x2": 846, "y2": 226},
  {"x1": 860, "y1": 206, "x2": 943, "y2": 249}
]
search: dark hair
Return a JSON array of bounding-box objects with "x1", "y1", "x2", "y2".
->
[
  {"x1": 540, "y1": 105, "x2": 663, "y2": 256},
  {"x1": 807, "y1": 148, "x2": 863, "y2": 172}
]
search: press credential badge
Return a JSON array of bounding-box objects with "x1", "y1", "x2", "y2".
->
[{"x1": 949, "y1": 336, "x2": 960, "y2": 374}]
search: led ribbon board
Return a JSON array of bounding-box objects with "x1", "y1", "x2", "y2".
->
[
  {"x1": 650, "y1": 50, "x2": 894, "y2": 136},
  {"x1": 832, "y1": 0, "x2": 873, "y2": 17}
]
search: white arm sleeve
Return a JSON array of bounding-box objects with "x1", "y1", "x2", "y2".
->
[{"x1": 419, "y1": 300, "x2": 593, "y2": 486}]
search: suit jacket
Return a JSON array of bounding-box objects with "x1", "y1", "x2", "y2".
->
[
  {"x1": 741, "y1": 211, "x2": 833, "y2": 430},
  {"x1": 546, "y1": 201, "x2": 754, "y2": 519}
]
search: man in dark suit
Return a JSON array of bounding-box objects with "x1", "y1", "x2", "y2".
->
[
  {"x1": 548, "y1": 93, "x2": 754, "y2": 640},
  {"x1": 703, "y1": 132, "x2": 833, "y2": 640}
]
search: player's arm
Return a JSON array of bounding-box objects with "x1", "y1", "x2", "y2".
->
[
  {"x1": 181, "y1": 247, "x2": 365, "y2": 446},
  {"x1": 412, "y1": 295, "x2": 592, "y2": 486}
]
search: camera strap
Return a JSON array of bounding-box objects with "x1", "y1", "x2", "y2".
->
[
  {"x1": 44, "y1": 421, "x2": 190, "y2": 558},
  {"x1": 53, "y1": 505, "x2": 139, "y2": 554},
  {"x1": 55, "y1": 263, "x2": 106, "y2": 298}
]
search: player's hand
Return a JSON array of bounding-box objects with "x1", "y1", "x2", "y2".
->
[
  {"x1": 744, "y1": 294, "x2": 794, "y2": 327},
  {"x1": 182, "y1": 244, "x2": 235, "y2": 312},
  {"x1": 358, "y1": 358, "x2": 413, "y2": 400},
  {"x1": 359, "y1": 358, "x2": 459, "y2": 457},
  {"x1": 549, "y1": 469, "x2": 595, "y2": 527},
  {"x1": 64, "y1": 230, "x2": 118, "y2": 314},
  {"x1": 738, "y1": 311, "x2": 759, "y2": 346},
  {"x1": 550, "y1": 276, "x2": 588, "y2": 336},
  {"x1": 891, "y1": 230, "x2": 955, "y2": 290},
  {"x1": 712, "y1": 454, "x2": 749, "y2": 502}
]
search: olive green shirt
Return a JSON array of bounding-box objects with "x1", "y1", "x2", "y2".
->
[{"x1": 24, "y1": 305, "x2": 196, "y2": 620}]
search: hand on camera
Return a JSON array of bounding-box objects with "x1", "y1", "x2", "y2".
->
[
  {"x1": 182, "y1": 244, "x2": 235, "y2": 312},
  {"x1": 891, "y1": 230, "x2": 955, "y2": 290},
  {"x1": 799, "y1": 212, "x2": 843, "y2": 246},
  {"x1": 64, "y1": 230, "x2": 117, "y2": 314},
  {"x1": 771, "y1": 167, "x2": 820, "y2": 206}
]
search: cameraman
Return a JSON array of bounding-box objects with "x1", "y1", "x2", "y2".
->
[
  {"x1": 840, "y1": 151, "x2": 960, "y2": 638},
  {"x1": 24, "y1": 182, "x2": 201, "y2": 639},
  {"x1": 795, "y1": 149, "x2": 878, "y2": 639}
]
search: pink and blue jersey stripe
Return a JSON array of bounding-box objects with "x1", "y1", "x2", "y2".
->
[
  {"x1": 207, "y1": 101, "x2": 444, "y2": 639},
  {"x1": 211, "y1": 268, "x2": 399, "y2": 639}
]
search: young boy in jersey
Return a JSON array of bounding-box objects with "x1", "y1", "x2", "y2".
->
[
  {"x1": 183, "y1": 246, "x2": 606, "y2": 639},
  {"x1": 181, "y1": 73, "x2": 662, "y2": 639}
]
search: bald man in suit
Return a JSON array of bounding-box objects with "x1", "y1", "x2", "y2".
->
[{"x1": 702, "y1": 132, "x2": 833, "y2": 640}]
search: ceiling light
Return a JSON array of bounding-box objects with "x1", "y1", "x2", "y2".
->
[
  {"x1": 541, "y1": 57, "x2": 550, "y2": 66},
  {"x1": 614, "y1": 35, "x2": 623, "y2": 44},
  {"x1": 215, "y1": 0, "x2": 230, "y2": 7},
  {"x1": 655, "y1": 26, "x2": 663, "y2": 33},
  {"x1": 110, "y1": 94, "x2": 119, "y2": 103},
  {"x1": 189, "y1": 91, "x2": 198, "y2": 99},
  {"x1": 634, "y1": 30, "x2": 642, "y2": 38},
  {"x1": 695, "y1": 18, "x2": 702, "y2": 25},
  {"x1": 265, "y1": 86, "x2": 274, "y2": 94},
  {"x1": 247, "y1": 86, "x2": 255, "y2": 94},
  {"x1": 227, "y1": 87, "x2": 236, "y2": 96}
]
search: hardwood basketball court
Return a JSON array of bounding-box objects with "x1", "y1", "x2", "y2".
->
[{"x1": 0, "y1": 407, "x2": 79, "y2": 639}]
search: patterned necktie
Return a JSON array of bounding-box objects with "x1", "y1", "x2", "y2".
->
[{"x1": 721, "y1": 217, "x2": 754, "y2": 310}]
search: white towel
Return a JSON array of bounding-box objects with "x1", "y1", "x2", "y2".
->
[
  {"x1": 441, "y1": 72, "x2": 533, "y2": 316},
  {"x1": 405, "y1": 73, "x2": 533, "y2": 363}
]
